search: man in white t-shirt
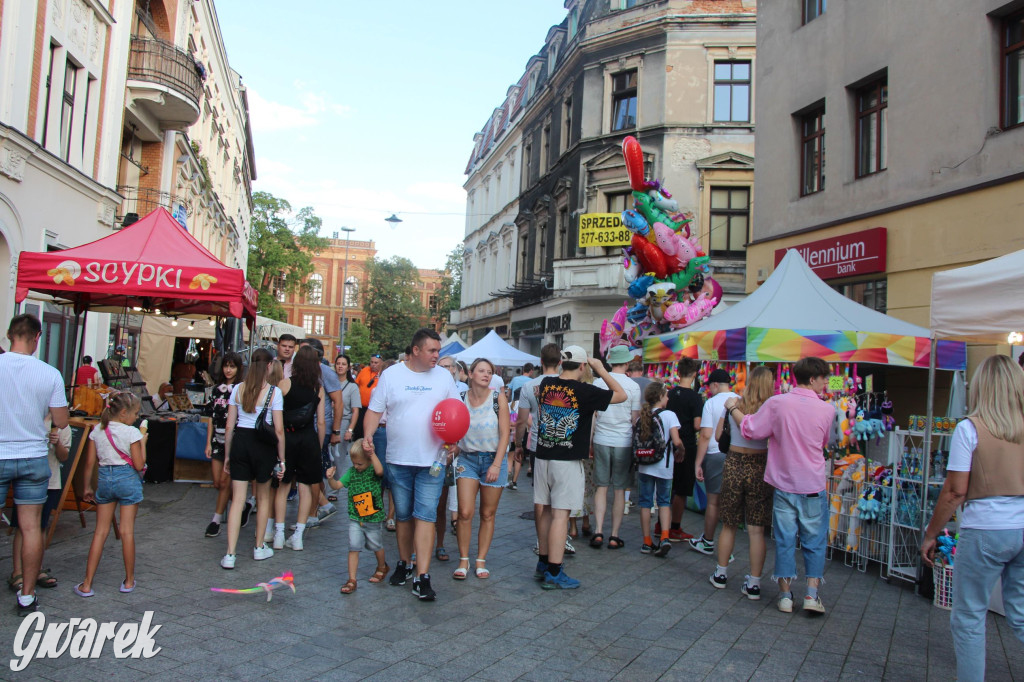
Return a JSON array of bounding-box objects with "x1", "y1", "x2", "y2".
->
[
  {"x1": 489, "y1": 368, "x2": 505, "y2": 392},
  {"x1": 590, "y1": 345, "x2": 641, "y2": 548},
  {"x1": 363, "y1": 328, "x2": 459, "y2": 601},
  {"x1": 689, "y1": 369, "x2": 739, "y2": 556},
  {"x1": 0, "y1": 314, "x2": 70, "y2": 616}
]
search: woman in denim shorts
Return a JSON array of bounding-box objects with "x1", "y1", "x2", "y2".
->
[{"x1": 452, "y1": 359, "x2": 511, "y2": 580}]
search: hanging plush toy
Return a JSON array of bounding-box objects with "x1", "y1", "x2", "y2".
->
[
  {"x1": 599, "y1": 303, "x2": 629, "y2": 355},
  {"x1": 881, "y1": 397, "x2": 896, "y2": 431}
]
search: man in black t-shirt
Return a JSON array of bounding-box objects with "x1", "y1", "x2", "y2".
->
[
  {"x1": 665, "y1": 358, "x2": 703, "y2": 541},
  {"x1": 533, "y1": 345, "x2": 625, "y2": 589}
]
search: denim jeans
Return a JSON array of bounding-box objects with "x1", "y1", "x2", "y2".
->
[
  {"x1": 0, "y1": 457, "x2": 51, "y2": 505},
  {"x1": 772, "y1": 489, "x2": 827, "y2": 581},
  {"x1": 388, "y1": 463, "x2": 444, "y2": 523},
  {"x1": 950, "y1": 527, "x2": 1024, "y2": 682}
]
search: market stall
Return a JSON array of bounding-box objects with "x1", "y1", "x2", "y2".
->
[
  {"x1": 453, "y1": 329, "x2": 540, "y2": 367},
  {"x1": 439, "y1": 332, "x2": 467, "y2": 357}
]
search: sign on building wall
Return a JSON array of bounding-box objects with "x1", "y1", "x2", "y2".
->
[
  {"x1": 172, "y1": 204, "x2": 188, "y2": 230},
  {"x1": 773, "y1": 227, "x2": 887, "y2": 280},
  {"x1": 578, "y1": 214, "x2": 631, "y2": 248}
]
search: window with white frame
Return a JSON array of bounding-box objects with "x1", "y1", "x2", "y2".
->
[
  {"x1": 302, "y1": 314, "x2": 313, "y2": 334},
  {"x1": 313, "y1": 315, "x2": 325, "y2": 335},
  {"x1": 274, "y1": 273, "x2": 287, "y2": 302},
  {"x1": 307, "y1": 273, "x2": 323, "y2": 304},
  {"x1": 60, "y1": 58, "x2": 79, "y2": 162},
  {"x1": 713, "y1": 61, "x2": 751, "y2": 123},
  {"x1": 344, "y1": 276, "x2": 359, "y2": 307}
]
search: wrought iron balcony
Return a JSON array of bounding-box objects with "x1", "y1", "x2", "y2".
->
[
  {"x1": 116, "y1": 186, "x2": 192, "y2": 227},
  {"x1": 126, "y1": 37, "x2": 203, "y2": 129}
]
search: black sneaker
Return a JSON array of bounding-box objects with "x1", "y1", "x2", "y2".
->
[
  {"x1": 655, "y1": 540, "x2": 672, "y2": 557},
  {"x1": 240, "y1": 501, "x2": 253, "y2": 528},
  {"x1": 508, "y1": 481, "x2": 518, "y2": 490},
  {"x1": 205, "y1": 521, "x2": 221, "y2": 537},
  {"x1": 389, "y1": 560, "x2": 411, "y2": 586},
  {"x1": 17, "y1": 595, "x2": 37, "y2": 617},
  {"x1": 741, "y1": 582, "x2": 761, "y2": 600},
  {"x1": 412, "y1": 574, "x2": 436, "y2": 601},
  {"x1": 709, "y1": 573, "x2": 728, "y2": 589}
]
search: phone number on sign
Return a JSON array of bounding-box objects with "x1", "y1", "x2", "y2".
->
[{"x1": 579, "y1": 229, "x2": 632, "y2": 247}]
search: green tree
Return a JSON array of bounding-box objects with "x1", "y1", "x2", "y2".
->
[
  {"x1": 433, "y1": 245, "x2": 463, "y2": 333},
  {"x1": 246, "y1": 191, "x2": 330, "y2": 321},
  {"x1": 363, "y1": 256, "x2": 426, "y2": 358},
  {"x1": 343, "y1": 320, "x2": 374, "y2": 365}
]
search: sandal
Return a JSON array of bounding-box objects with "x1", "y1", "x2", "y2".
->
[
  {"x1": 37, "y1": 569, "x2": 58, "y2": 589},
  {"x1": 340, "y1": 578, "x2": 357, "y2": 594},
  {"x1": 435, "y1": 547, "x2": 450, "y2": 562},
  {"x1": 450, "y1": 517, "x2": 457, "y2": 535},
  {"x1": 475, "y1": 559, "x2": 490, "y2": 579},
  {"x1": 453, "y1": 558, "x2": 470, "y2": 580},
  {"x1": 368, "y1": 564, "x2": 389, "y2": 583},
  {"x1": 74, "y1": 583, "x2": 95, "y2": 598},
  {"x1": 607, "y1": 536, "x2": 625, "y2": 550},
  {"x1": 7, "y1": 574, "x2": 22, "y2": 593},
  {"x1": 589, "y1": 533, "x2": 605, "y2": 549},
  {"x1": 385, "y1": 518, "x2": 396, "y2": 532}
]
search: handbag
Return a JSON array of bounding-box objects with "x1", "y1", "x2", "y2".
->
[
  {"x1": 255, "y1": 386, "x2": 278, "y2": 445},
  {"x1": 283, "y1": 395, "x2": 319, "y2": 429},
  {"x1": 104, "y1": 427, "x2": 147, "y2": 481}
]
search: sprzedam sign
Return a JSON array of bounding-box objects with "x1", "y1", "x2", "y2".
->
[
  {"x1": 10, "y1": 611, "x2": 162, "y2": 672},
  {"x1": 578, "y1": 213, "x2": 632, "y2": 248}
]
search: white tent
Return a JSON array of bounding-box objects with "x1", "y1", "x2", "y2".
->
[
  {"x1": 453, "y1": 330, "x2": 540, "y2": 367},
  {"x1": 930, "y1": 248, "x2": 1024, "y2": 343}
]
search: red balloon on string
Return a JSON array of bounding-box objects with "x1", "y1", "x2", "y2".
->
[{"x1": 432, "y1": 399, "x2": 470, "y2": 444}]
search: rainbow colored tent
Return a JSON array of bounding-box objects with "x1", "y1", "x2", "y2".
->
[{"x1": 643, "y1": 250, "x2": 966, "y2": 370}]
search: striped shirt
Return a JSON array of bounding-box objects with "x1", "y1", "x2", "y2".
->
[{"x1": 0, "y1": 352, "x2": 68, "y2": 460}]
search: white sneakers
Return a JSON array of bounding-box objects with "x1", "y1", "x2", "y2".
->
[
  {"x1": 803, "y1": 596, "x2": 826, "y2": 613},
  {"x1": 285, "y1": 533, "x2": 304, "y2": 551},
  {"x1": 220, "y1": 554, "x2": 236, "y2": 570},
  {"x1": 272, "y1": 530, "x2": 285, "y2": 550},
  {"x1": 253, "y1": 544, "x2": 274, "y2": 561},
  {"x1": 777, "y1": 595, "x2": 794, "y2": 613}
]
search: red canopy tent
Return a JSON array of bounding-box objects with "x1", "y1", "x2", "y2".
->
[{"x1": 16, "y1": 208, "x2": 257, "y2": 323}]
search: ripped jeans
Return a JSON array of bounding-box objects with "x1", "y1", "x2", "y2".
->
[{"x1": 772, "y1": 489, "x2": 827, "y2": 582}]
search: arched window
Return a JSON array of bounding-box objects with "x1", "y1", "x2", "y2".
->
[
  {"x1": 344, "y1": 276, "x2": 359, "y2": 307},
  {"x1": 307, "y1": 273, "x2": 323, "y2": 304}
]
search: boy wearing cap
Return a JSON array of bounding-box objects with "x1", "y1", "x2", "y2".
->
[
  {"x1": 589, "y1": 345, "x2": 641, "y2": 550},
  {"x1": 533, "y1": 345, "x2": 626, "y2": 589},
  {"x1": 689, "y1": 368, "x2": 739, "y2": 556}
]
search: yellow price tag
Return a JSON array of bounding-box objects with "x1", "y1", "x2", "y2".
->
[{"x1": 828, "y1": 376, "x2": 845, "y2": 392}]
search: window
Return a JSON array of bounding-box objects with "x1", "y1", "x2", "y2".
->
[
  {"x1": 60, "y1": 59, "x2": 78, "y2": 162},
  {"x1": 709, "y1": 187, "x2": 750, "y2": 258},
  {"x1": 274, "y1": 273, "x2": 287, "y2": 302},
  {"x1": 855, "y1": 78, "x2": 887, "y2": 177},
  {"x1": 541, "y1": 122, "x2": 550, "y2": 172},
  {"x1": 611, "y1": 70, "x2": 637, "y2": 131},
  {"x1": 832, "y1": 279, "x2": 886, "y2": 313},
  {"x1": 522, "y1": 143, "x2": 533, "y2": 188},
  {"x1": 307, "y1": 273, "x2": 323, "y2": 304},
  {"x1": 713, "y1": 61, "x2": 751, "y2": 123},
  {"x1": 606, "y1": 191, "x2": 632, "y2": 214},
  {"x1": 803, "y1": 0, "x2": 826, "y2": 24},
  {"x1": 556, "y1": 206, "x2": 569, "y2": 259},
  {"x1": 313, "y1": 315, "x2": 325, "y2": 335},
  {"x1": 519, "y1": 234, "x2": 529, "y2": 280},
  {"x1": 1002, "y1": 10, "x2": 1024, "y2": 129},
  {"x1": 561, "y1": 96, "x2": 573, "y2": 153},
  {"x1": 42, "y1": 43, "x2": 57, "y2": 146},
  {"x1": 534, "y1": 221, "x2": 547, "y2": 274},
  {"x1": 302, "y1": 314, "x2": 313, "y2": 334},
  {"x1": 80, "y1": 76, "x2": 94, "y2": 159},
  {"x1": 428, "y1": 295, "x2": 438, "y2": 315},
  {"x1": 343, "y1": 276, "x2": 359, "y2": 307},
  {"x1": 800, "y1": 107, "x2": 826, "y2": 196}
]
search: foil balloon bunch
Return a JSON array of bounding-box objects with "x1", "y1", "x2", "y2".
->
[{"x1": 599, "y1": 135, "x2": 721, "y2": 355}]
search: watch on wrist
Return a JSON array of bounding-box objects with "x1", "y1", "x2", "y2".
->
[{"x1": 331, "y1": 430, "x2": 341, "y2": 435}]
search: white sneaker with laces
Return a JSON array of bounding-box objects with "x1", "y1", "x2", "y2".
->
[
  {"x1": 286, "y1": 533, "x2": 304, "y2": 551},
  {"x1": 778, "y1": 595, "x2": 794, "y2": 613},
  {"x1": 272, "y1": 531, "x2": 285, "y2": 550},
  {"x1": 253, "y1": 544, "x2": 274, "y2": 561},
  {"x1": 803, "y1": 596, "x2": 826, "y2": 613},
  {"x1": 220, "y1": 554, "x2": 236, "y2": 569}
]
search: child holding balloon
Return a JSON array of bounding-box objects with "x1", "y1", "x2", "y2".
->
[{"x1": 329, "y1": 438, "x2": 388, "y2": 594}]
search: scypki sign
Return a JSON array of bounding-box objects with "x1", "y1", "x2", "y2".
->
[{"x1": 774, "y1": 227, "x2": 887, "y2": 281}]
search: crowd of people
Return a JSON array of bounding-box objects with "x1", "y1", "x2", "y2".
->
[{"x1": 1, "y1": 313, "x2": 1022, "y2": 679}]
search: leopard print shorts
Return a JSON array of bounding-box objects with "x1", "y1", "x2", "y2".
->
[{"x1": 719, "y1": 451, "x2": 774, "y2": 528}]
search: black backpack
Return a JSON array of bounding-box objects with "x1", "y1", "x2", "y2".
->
[{"x1": 632, "y1": 408, "x2": 670, "y2": 466}]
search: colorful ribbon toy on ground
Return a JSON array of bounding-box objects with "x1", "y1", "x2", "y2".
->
[{"x1": 211, "y1": 571, "x2": 296, "y2": 602}]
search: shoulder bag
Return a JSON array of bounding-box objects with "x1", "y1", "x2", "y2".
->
[
  {"x1": 255, "y1": 386, "x2": 278, "y2": 444},
  {"x1": 104, "y1": 427, "x2": 147, "y2": 481}
]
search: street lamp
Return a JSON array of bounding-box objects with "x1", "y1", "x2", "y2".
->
[
  {"x1": 338, "y1": 226, "x2": 356, "y2": 353},
  {"x1": 385, "y1": 214, "x2": 403, "y2": 228}
]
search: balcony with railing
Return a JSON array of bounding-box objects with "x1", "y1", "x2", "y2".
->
[
  {"x1": 116, "y1": 186, "x2": 192, "y2": 228},
  {"x1": 126, "y1": 36, "x2": 203, "y2": 132}
]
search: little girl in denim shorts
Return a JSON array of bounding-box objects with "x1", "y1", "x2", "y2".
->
[{"x1": 76, "y1": 392, "x2": 147, "y2": 597}]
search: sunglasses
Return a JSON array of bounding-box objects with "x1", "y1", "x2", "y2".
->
[{"x1": 370, "y1": 354, "x2": 382, "y2": 359}]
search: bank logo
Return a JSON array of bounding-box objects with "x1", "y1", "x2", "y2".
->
[{"x1": 11, "y1": 611, "x2": 162, "y2": 672}]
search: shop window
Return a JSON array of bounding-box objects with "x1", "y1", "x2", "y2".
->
[
  {"x1": 1002, "y1": 9, "x2": 1024, "y2": 129},
  {"x1": 803, "y1": 0, "x2": 826, "y2": 24},
  {"x1": 800, "y1": 106, "x2": 826, "y2": 196},
  {"x1": 302, "y1": 314, "x2": 313, "y2": 335},
  {"x1": 709, "y1": 187, "x2": 750, "y2": 258},
  {"x1": 832, "y1": 279, "x2": 887, "y2": 313},
  {"x1": 855, "y1": 77, "x2": 887, "y2": 177},
  {"x1": 307, "y1": 273, "x2": 323, "y2": 304},
  {"x1": 611, "y1": 70, "x2": 637, "y2": 131},
  {"x1": 713, "y1": 61, "x2": 751, "y2": 123}
]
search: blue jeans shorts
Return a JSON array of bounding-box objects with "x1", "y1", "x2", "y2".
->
[
  {"x1": 455, "y1": 452, "x2": 508, "y2": 488},
  {"x1": 347, "y1": 518, "x2": 384, "y2": 552},
  {"x1": 388, "y1": 463, "x2": 444, "y2": 523},
  {"x1": 637, "y1": 474, "x2": 672, "y2": 509},
  {"x1": 0, "y1": 456, "x2": 50, "y2": 505},
  {"x1": 94, "y1": 465, "x2": 144, "y2": 506}
]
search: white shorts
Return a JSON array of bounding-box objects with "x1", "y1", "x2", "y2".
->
[{"x1": 533, "y1": 459, "x2": 584, "y2": 511}]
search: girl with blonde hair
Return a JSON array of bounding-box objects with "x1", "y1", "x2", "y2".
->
[
  {"x1": 710, "y1": 366, "x2": 775, "y2": 599},
  {"x1": 922, "y1": 354, "x2": 1024, "y2": 681}
]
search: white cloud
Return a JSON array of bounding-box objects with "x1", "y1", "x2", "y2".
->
[{"x1": 247, "y1": 88, "x2": 352, "y2": 134}]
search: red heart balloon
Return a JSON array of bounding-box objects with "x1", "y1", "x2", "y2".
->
[
  {"x1": 631, "y1": 234, "x2": 669, "y2": 279},
  {"x1": 622, "y1": 136, "x2": 646, "y2": 192}
]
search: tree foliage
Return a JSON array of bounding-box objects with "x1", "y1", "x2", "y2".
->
[
  {"x1": 342, "y1": 320, "x2": 375, "y2": 365},
  {"x1": 246, "y1": 191, "x2": 330, "y2": 321},
  {"x1": 363, "y1": 256, "x2": 426, "y2": 358},
  {"x1": 433, "y1": 245, "x2": 463, "y2": 333}
]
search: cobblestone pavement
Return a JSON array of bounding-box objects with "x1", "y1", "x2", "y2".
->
[{"x1": 1, "y1": 480, "x2": 1021, "y2": 681}]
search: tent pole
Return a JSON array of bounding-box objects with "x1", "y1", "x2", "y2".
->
[{"x1": 920, "y1": 336, "x2": 937, "y2": 591}]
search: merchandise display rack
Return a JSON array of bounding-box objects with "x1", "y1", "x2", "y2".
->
[{"x1": 886, "y1": 429, "x2": 948, "y2": 584}]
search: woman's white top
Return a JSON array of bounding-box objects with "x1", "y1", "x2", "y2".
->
[
  {"x1": 229, "y1": 384, "x2": 282, "y2": 428},
  {"x1": 459, "y1": 391, "x2": 500, "y2": 454},
  {"x1": 947, "y1": 419, "x2": 1024, "y2": 529}
]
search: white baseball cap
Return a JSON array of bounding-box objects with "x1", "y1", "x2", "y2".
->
[{"x1": 560, "y1": 345, "x2": 588, "y2": 363}]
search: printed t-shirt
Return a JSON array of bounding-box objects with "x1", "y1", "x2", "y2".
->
[
  {"x1": 638, "y1": 410, "x2": 681, "y2": 480},
  {"x1": 534, "y1": 377, "x2": 613, "y2": 461},
  {"x1": 342, "y1": 466, "x2": 386, "y2": 522},
  {"x1": 367, "y1": 362, "x2": 460, "y2": 467},
  {"x1": 592, "y1": 373, "x2": 641, "y2": 448},
  {"x1": 700, "y1": 391, "x2": 739, "y2": 455},
  {"x1": 0, "y1": 352, "x2": 68, "y2": 460},
  {"x1": 229, "y1": 384, "x2": 283, "y2": 428},
  {"x1": 667, "y1": 386, "x2": 703, "y2": 458},
  {"x1": 90, "y1": 422, "x2": 143, "y2": 467},
  {"x1": 947, "y1": 419, "x2": 1024, "y2": 530}
]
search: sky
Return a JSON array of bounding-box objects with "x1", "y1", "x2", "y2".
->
[{"x1": 214, "y1": 1, "x2": 570, "y2": 271}]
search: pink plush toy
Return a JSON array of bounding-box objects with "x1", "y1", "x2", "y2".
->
[
  {"x1": 664, "y1": 292, "x2": 717, "y2": 329},
  {"x1": 600, "y1": 303, "x2": 629, "y2": 355}
]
